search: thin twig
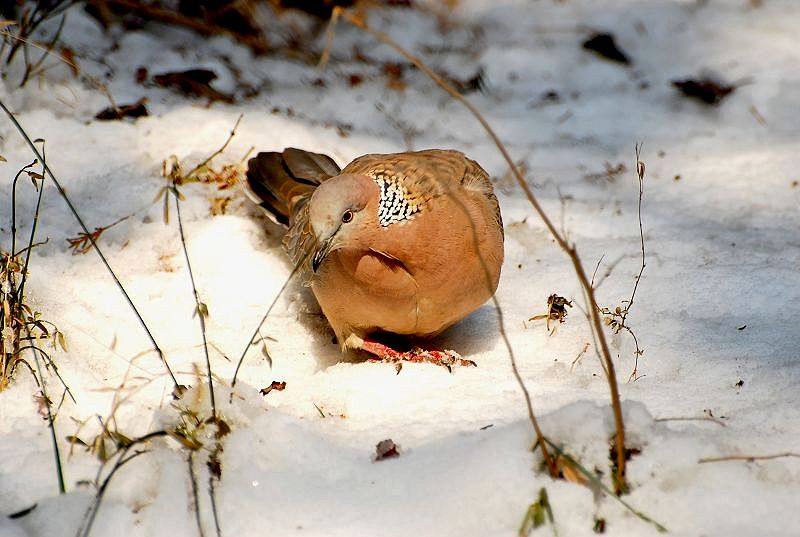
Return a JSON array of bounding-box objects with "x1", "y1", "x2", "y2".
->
[
  {"x1": 493, "y1": 296, "x2": 556, "y2": 474},
  {"x1": 17, "y1": 148, "x2": 45, "y2": 303},
  {"x1": 2, "y1": 0, "x2": 79, "y2": 70},
  {"x1": 14, "y1": 238, "x2": 49, "y2": 257},
  {"x1": 589, "y1": 254, "x2": 605, "y2": 289},
  {"x1": 18, "y1": 344, "x2": 75, "y2": 403},
  {"x1": 20, "y1": 12, "x2": 67, "y2": 86},
  {"x1": 230, "y1": 251, "x2": 310, "y2": 391},
  {"x1": 10, "y1": 159, "x2": 38, "y2": 271},
  {"x1": 78, "y1": 451, "x2": 147, "y2": 537},
  {"x1": 0, "y1": 99, "x2": 180, "y2": 392},
  {"x1": 594, "y1": 147, "x2": 647, "y2": 382},
  {"x1": 26, "y1": 327, "x2": 66, "y2": 494},
  {"x1": 570, "y1": 342, "x2": 590, "y2": 371},
  {"x1": 173, "y1": 185, "x2": 223, "y2": 535},
  {"x1": 623, "y1": 143, "x2": 647, "y2": 379},
  {"x1": 654, "y1": 416, "x2": 727, "y2": 427},
  {"x1": 208, "y1": 472, "x2": 222, "y2": 537},
  {"x1": 66, "y1": 213, "x2": 133, "y2": 255},
  {"x1": 590, "y1": 254, "x2": 626, "y2": 290},
  {"x1": 184, "y1": 114, "x2": 243, "y2": 181},
  {"x1": 173, "y1": 187, "x2": 216, "y2": 417},
  {"x1": 8, "y1": 144, "x2": 66, "y2": 492},
  {"x1": 187, "y1": 452, "x2": 206, "y2": 537},
  {"x1": 698, "y1": 452, "x2": 800, "y2": 464},
  {"x1": 76, "y1": 430, "x2": 167, "y2": 537},
  {"x1": 624, "y1": 143, "x2": 647, "y2": 323}
]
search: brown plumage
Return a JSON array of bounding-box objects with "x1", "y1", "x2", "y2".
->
[{"x1": 246, "y1": 148, "x2": 504, "y2": 364}]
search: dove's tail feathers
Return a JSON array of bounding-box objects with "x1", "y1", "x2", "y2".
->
[{"x1": 246, "y1": 148, "x2": 341, "y2": 226}]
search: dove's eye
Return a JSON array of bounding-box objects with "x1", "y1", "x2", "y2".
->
[{"x1": 341, "y1": 209, "x2": 354, "y2": 223}]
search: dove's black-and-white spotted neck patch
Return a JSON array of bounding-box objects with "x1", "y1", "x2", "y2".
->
[{"x1": 369, "y1": 171, "x2": 421, "y2": 227}]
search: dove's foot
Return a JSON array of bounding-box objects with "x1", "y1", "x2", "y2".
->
[{"x1": 359, "y1": 339, "x2": 476, "y2": 373}]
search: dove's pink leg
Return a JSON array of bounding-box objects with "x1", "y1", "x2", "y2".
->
[{"x1": 359, "y1": 339, "x2": 476, "y2": 371}]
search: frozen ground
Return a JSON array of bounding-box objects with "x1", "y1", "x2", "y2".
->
[{"x1": 1, "y1": 1, "x2": 799, "y2": 536}]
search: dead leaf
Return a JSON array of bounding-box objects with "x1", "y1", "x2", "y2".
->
[
  {"x1": 582, "y1": 33, "x2": 631, "y2": 64},
  {"x1": 153, "y1": 69, "x2": 233, "y2": 103},
  {"x1": 210, "y1": 196, "x2": 231, "y2": 215},
  {"x1": 33, "y1": 393, "x2": 52, "y2": 419},
  {"x1": 95, "y1": 98, "x2": 149, "y2": 121},
  {"x1": 65, "y1": 435, "x2": 88, "y2": 446},
  {"x1": 383, "y1": 62, "x2": 407, "y2": 91},
  {"x1": 672, "y1": 78, "x2": 735, "y2": 105},
  {"x1": 374, "y1": 438, "x2": 400, "y2": 461},
  {"x1": 447, "y1": 69, "x2": 486, "y2": 94},
  {"x1": 167, "y1": 428, "x2": 203, "y2": 450},
  {"x1": 584, "y1": 162, "x2": 627, "y2": 183},
  {"x1": 60, "y1": 47, "x2": 79, "y2": 77},
  {"x1": 259, "y1": 381, "x2": 286, "y2": 396},
  {"x1": 207, "y1": 452, "x2": 222, "y2": 478},
  {"x1": 529, "y1": 293, "x2": 573, "y2": 333},
  {"x1": 556, "y1": 455, "x2": 588, "y2": 485}
]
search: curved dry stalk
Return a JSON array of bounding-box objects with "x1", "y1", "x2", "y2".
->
[
  {"x1": 187, "y1": 451, "x2": 206, "y2": 537},
  {"x1": 184, "y1": 114, "x2": 243, "y2": 181},
  {"x1": 76, "y1": 430, "x2": 167, "y2": 537},
  {"x1": 655, "y1": 415, "x2": 727, "y2": 427},
  {"x1": 698, "y1": 452, "x2": 800, "y2": 464},
  {"x1": 26, "y1": 328, "x2": 66, "y2": 494},
  {"x1": 230, "y1": 250, "x2": 309, "y2": 391},
  {"x1": 173, "y1": 187, "x2": 216, "y2": 417},
  {"x1": 324, "y1": 7, "x2": 626, "y2": 489}
]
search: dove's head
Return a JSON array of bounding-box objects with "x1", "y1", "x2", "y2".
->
[{"x1": 309, "y1": 174, "x2": 378, "y2": 273}]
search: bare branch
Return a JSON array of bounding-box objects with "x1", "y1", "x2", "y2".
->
[{"x1": 699, "y1": 452, "x2": 800, "y2": 464}]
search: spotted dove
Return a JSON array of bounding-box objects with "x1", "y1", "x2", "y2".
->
[{"x1": 246, "y1": 148, "x2": 504, "y2": 367}]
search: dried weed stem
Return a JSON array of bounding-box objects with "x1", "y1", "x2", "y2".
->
[
  {"x1": 76, "y1": 431, "x2": 167, "y2": 537},
  {"x1": 173, "y1": 188, "x2": 216, "y2": 417},
  {"x1": 698, "y1": 452, "x2": 800, "y2": 464}
]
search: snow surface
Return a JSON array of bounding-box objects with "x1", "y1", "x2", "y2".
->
[{"x1": 1, "y1": 1, "x2": 799, "y2": 536}]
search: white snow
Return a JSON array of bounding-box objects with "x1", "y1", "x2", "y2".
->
[{"x1": 1, "y1": 1, "x2": 799, "y2": 536}]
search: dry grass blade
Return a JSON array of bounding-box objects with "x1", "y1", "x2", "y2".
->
[
  {"x1": 184, "y1": 113, "x2": 243, "y2": 181},
  {"x1": 66, "y1": 214, "x2": 131, "y2": 255},
  {"x1": 187, "y1": 451, "x2": 207, "y2": 537},
  {"x1": 172, "y1": 188, "x2": 216, "y2": 417},
  {"x1": 518, "y1": 487, "x2": 557, "y2": 537},
  {"x1": 171, "y1": 181, "x2": 224, "y2": 537},
  {"x1": 698, "y1": 452, "x2": 800, "y2": 464},
  {"x1": 25, "y1": 324, "x2": 66, "y2": 494},
  {"x1": 597, "y1": 143, "x2": 648, "y2": 382},
  {"x1": 230, "y1": 250, "x2": 309, "y2": 392},
  {"x1": 655, "y1": 415, "x2": 727, "y2": 427},
  {"x1": 3, "y1": 151, "x2": 69, "y2": 492},
  {"x1": 76, "y1": 430, "x2": 167, "y2": 537}
]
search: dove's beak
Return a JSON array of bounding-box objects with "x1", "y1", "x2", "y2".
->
[{"x1": 312, "y1": 236, "x2": 335, "y2": 273}]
